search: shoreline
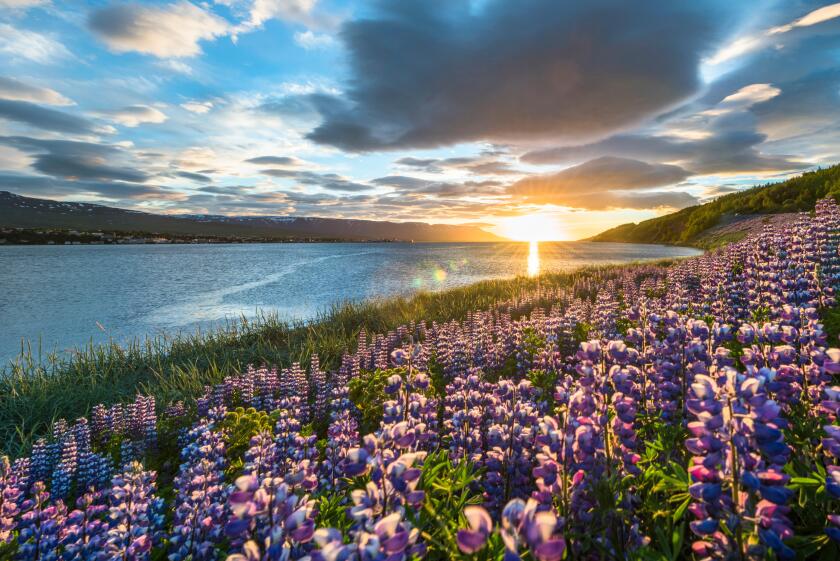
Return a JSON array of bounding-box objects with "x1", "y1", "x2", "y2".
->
[{"x1": 0, "y1": 258, "x2": 690, "y2": 456}]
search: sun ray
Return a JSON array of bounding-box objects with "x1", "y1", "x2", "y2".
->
[{"x1": 498, "y1": 213, "x2": 566, "y2": 241}]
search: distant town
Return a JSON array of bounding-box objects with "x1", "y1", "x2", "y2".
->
[{"x1": 0, "y1": 227, "x2": 379, "y2": 245}]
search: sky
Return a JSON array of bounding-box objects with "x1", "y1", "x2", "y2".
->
[{"x1": 0, "y1": 0, "x2": 839, "y2": 240}]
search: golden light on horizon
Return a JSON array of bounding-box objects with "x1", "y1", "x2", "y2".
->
[
  {"x1": 527, "y1": 240, "x2": 540, "y2": 277},
  {"x1": 498, "y1": 213, "x2": 566, "y2": 241}
]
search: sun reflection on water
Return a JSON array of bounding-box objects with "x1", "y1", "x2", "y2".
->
[{"x1": 527, "y1": 240, "x2": 540, "y2": 277}]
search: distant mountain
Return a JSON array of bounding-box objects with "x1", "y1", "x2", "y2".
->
[
  {"x1": 590, "y1": 164, "x2": 840, "y2": 248},
  {"x1": 0, "y1": 191, "x2": 504, "y2": 242}
]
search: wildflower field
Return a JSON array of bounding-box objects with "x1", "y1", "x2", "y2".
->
[{"x1": 3, "y1": 198, "x2": 840, "y2": 561}]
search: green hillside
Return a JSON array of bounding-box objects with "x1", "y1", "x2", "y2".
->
[{"x1": 590, "y1": 164, "x2": 840, "y2": 246}]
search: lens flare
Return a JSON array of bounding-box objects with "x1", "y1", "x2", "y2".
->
[{"x1": 434, "y1": 268, "x2": 447, "y2": 282}]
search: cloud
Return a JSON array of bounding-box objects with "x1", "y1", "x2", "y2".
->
[
  {"x1": 0, "y1": 173, "x2": 182, "y2": 201},
  {"x1": 577, "y1": 191, "x2": 699, "y2": 211},
  {"x1": 395, "y1": 157, "x2": 437, "y2": 169},
  {"x1": 180, "y1": 100, "x2": 213, "y2": 114},
  {"x1": 0, "y1": 24, "x2": 72, "y2": 65},
  {"x1": 88, "y1": 2, "x2": 229, "y2": 58},
  {"x1": 244, "y1": 155, "x2": 305, "y2": 166},
  {"x1": 702, "y1": 185, "x2": 740, "y2": 198},
  {"x1": 510, "y1": 157, "x2": 691, "y2": 207},
  {"x1": 707, "y1": 2, "x2": 840, "y2": 67},
  {"x1": 0, "y1": 99, "x2": 95, "y2": 134},
  {"x1": 696, "y1": 24, "x2": 840, "y2": 155},
  {"x1": 224, "y1": 0, "x2": 320, "y2": 34},
  {"x1": 0, "y1": 145, "x2": 32, "y2": 171},
  {"x1": 0, "y1": 77, "x2": 73, "y2": 106},
  {"x1": 306, "y1": 0, "x2": 740, "y2": 151},
  {"x1": 175, "y1": 170, "x2": 212, "y2": 183},
  {"x1": 157, "y1": 60, "x2": 195, "y2": 75},
  {"x1": 394, "y1": 154, "x2": 519, "y2": 176},
  {"x1": 521, "y1": 94, "x2": 808, "y2": 176},
  {"x1": 770, "y1": 2, "x2": 840, "y2": 34},
  {"x1": 372, "y1": 175, "x2": 506, "y2": 198},
  {"x1": 752, "y1": 69, "x2": 840, "y2": 139},
  {"x1": 32, "y1": 155, "x2": 150, "y2": 183},
  {"x1": 259, "y1": 169, "x2": 372, "y2": 192},
  {"x1": 0, "y1": 136, "x2": 150, "y2": 183},
  {"x1": 294, "y1": 30, "x2": 335, "y2": 50},
  {"x1": 0, "y1": 0, "x2": 49, "y2": 9},
  {"x1": 99, "y1": 105, "x2": 168, "y2": 127},
  {"x1": 256, "y1": 94, "x2": 321, "y2": 125},
  {"x1": 716, "y1": 83, "x2": 781, "y2": 111}
]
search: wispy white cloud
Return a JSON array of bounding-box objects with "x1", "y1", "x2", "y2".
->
[
  {"x1": 0, "y1": 24, "x2": 72, "y2": 64},
  {"x1": 180, "y1": 100, "x2": 214, "y2": 114},
  {"x1": 155, "y1": 59, "x2": 195, "y2": 75},
  {"x1": 707, "y1": 3, "x2": 840, "y2": 66},
  {"x1": 293, "y1": 30, "x2": 335, "y2": 50},
  {"x1": 0, "y1": 0, "x2": 49, "y2": 9}
]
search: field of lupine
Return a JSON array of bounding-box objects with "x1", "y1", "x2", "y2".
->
[{"x1": 2, "y1": 197, "x2": 840, "y2": 561}]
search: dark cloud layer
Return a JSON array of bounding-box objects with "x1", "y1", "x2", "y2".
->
[
  {"x1": 307, "y1": 0, "x2": 740, "y2": 151},
  {"x1": 260, "y1": 169, "x2": 372, "y2": 192},
  {"x1": 175, "y1": 171, "x2": 212, "y2": 183},
  {"x1": 0, "y1": 173, "x2": 180, "y2": 201},
  {"x1": 520, "y1": 20, "x2": 840, "y2": 178},
  {"x1": 0, "y1": 100, "x2": 94, "y2": 134},
  {"x1": 244, "y1": 156, "x2": 304, "y2": 166},
  {"x1": 0, "y1": 136, "x2": 149, "y2": 183}
]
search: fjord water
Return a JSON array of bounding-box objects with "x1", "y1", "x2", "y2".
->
[{"x1": 0, "y1": 242, "x2": 701, "y2": 364}]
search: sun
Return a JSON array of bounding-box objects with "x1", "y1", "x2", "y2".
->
[{"x1": 498, "y1": 213, "x2": 566, "y2": 241}]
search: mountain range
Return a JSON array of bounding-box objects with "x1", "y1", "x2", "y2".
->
[
  {"x1": 0, "y1": 191, "x2": 503, "y2": 242},
  {"x1": 5, "y1": 164, "x2": 837, "y2": 247}
]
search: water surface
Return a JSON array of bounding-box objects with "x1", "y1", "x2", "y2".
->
[{"x1": 0, "y1": 242, "x2": 701, "y2": 364}]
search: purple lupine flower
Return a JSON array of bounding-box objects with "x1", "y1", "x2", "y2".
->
[
  {"x1": 224, "y1": 474, "x2": 317, "y2": 560},
  {"x1": 0, "y1": 457, "x2": 22, "y2": 545},
  {"x1": 60, "y1": 489, "x2": 108, "y2": 560},
  {"x1": 686, "y1": 370, "x2": 794, "y2": 560},
  {"x1": 102, "y1": 461, "x2": 164, "y2": 561},
  {"x1": 457, "y1": 505, "x2": 493, "y2": 553},
  {"x1": 498, "y1": 498, "x2": 566, "y2": 561},
  {"x1": 17, "y1": 481, "x2": 66, "y2": 561},
  {"x1": 321, "y1": 408, "x2": 358, "y2": 489},
  {"x1": 169, "y1": 420, "x2": 228, "y2": 561}
]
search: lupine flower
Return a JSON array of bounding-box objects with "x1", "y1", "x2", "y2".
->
[
  {"x1": 17, "y1": 481, "x2": 66, "y2": 561},
  {"x1": 169, "y1": 420, "x2": 228, "y2": 560},
  {"x1": 60, "y1": 489, "x2": 108, "y2": 559},
  {"x1": 457, "y1": 505, "x2": 494, "y2": 553},
  {"x1": 0, "y1": 456, "x2": 22, "y2": 545},
  {"x1": 101, "y1": 461, "x2": 164, "y2": 561},
  {"x1": 224, "y1": 474, "x2": 317, "y2": 560}
]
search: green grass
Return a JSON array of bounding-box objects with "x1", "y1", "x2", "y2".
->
[{"x1": 0, "y1": 265, "x2": 653, "y2": 457}]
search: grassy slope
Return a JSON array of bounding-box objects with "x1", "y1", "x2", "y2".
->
[
  {"x1": 590, "y1": 164, "x2": 840, "y2": 246},
  {"x1": 0, "y1": 267, "x2": 634, "y2": 456}
]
